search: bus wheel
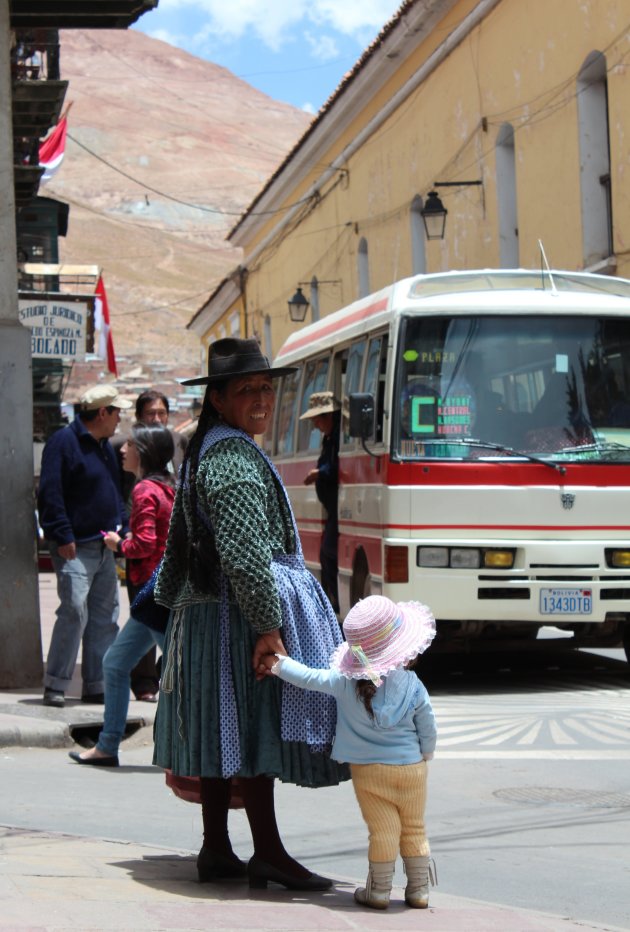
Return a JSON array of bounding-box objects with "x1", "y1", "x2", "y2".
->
[
  {"x1": 623, "y1": 623, "x2": 630, "y2": 665},
  {"x1": 351, "y1": 551, "x2": 371, "y2": 607}
]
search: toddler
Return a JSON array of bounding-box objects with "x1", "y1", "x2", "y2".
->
[{"x1": 261, "y1": 594, "x2": 437, "y2": 909}]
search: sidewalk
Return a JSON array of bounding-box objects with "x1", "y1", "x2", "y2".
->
[
  {"x1": 0, "y1": 576, "x2": 623, "y2": 932},
  {"x1": 0, "y1": 572, "x2": 156, "y2": 750},
  {"x1": 1, "y1": 825, "x2": 615, "y2": 932}
]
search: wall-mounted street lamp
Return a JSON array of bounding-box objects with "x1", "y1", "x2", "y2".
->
[
  {"x1": 287, "y1": 286, "x2": 310, "y2": 322},
  {"x1": 420, "y1": 191, "x2": 448, "y2": 240},
  {"x1": 288, "y1": 280, "x2": 341, "y2": 324},
  {"x1": 420, "y1": 180, "x2": 483, "y2": 240}
]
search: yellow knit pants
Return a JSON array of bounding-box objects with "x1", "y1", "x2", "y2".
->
[{"x1": 350, "y1": 761, "x2": 430, "y2": 862}]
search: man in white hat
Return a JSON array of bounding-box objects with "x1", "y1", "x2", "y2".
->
[
  {"x1": 38, "y1": 384, "x2": 132, "y2": 707},
  {"x1": 300, "y1": 391, "x2": 341, "y2": 613}
]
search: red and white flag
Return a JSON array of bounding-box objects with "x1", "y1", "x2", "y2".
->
[
  {"x1": 39, "y1": 117, "x2": 68, "y2": 184},
  {"x1": 94, "y1": 275, "x2": 118, "y2": 376}
]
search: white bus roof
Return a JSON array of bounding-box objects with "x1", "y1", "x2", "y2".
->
[{"x1": 274, "y1": 269, "x2": 630, "y2": 367}]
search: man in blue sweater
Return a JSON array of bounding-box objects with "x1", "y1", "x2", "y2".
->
[{"x1": 38, "y1": 384, "x2": 132, "y2": 707}]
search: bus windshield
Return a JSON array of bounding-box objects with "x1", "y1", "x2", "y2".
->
[{"x1": 394, "y1": 315, "x2": 630, "y2": 462}]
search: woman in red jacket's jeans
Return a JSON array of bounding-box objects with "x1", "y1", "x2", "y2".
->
[{"x1": 69, "y1": 424, "x2": 175, "y2": 767}]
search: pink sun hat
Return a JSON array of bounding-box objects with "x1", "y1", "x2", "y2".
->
[{"x1": 330, "y1": 595, "x2": 436, "y2": 687}]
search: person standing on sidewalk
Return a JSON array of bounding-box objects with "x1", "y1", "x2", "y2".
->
[
  {"x1": 259, "y1": 594, "x2": 437, "y2": 910},
  {"x1": 37, "y1": 384, "x2": 132, "y2": 708},
  {"x1": 69, "y1": 424, "x2": 175, "y2": 767},
  {"x1": 152, "y1": 337, "x2": 348, "y2": 891},
  {"x1": 300, "y1": 391, "x2": 341, "y2": 613},
  {"x1": 113, "y1": 389, "x2": 187, "y2": 701}
]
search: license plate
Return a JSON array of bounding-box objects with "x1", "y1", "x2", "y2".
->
[{"x1": 540, "y1": 588, "x2": 593, "y2": 615}]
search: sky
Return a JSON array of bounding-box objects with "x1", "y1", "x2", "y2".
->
[{"x1": 134, "y1": 0, "x2": 403, "y2": 114}]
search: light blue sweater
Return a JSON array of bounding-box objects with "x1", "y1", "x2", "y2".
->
[{"x1": 274, "y1": 657, "x2": 437, "y2": 765}]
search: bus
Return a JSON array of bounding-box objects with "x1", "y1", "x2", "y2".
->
[{"x1": 270, "y1": 269, "x2": 630, "y2": 662}]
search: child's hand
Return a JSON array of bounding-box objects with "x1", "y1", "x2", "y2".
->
[{"x1": 255, "y1": 652, "x2": 280, "y2": 679}]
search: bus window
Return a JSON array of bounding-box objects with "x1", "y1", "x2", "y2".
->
[
  {"x1": 342, "y1": 339, "x2": 366, "y2": 446},
  {"x1": 394, "y1": 315, "x2": 630, "y2": 461},
  {"x1": 296, "y1": 355, "x2": 330, "y2": 452},
  {"x1": 275, "y1": 369, "x2": 301, "y2": 456},
  {"x1": 363, "y1": 333, "x2": 388, "y2": 443}
]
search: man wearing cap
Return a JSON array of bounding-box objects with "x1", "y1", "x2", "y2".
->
[
  {"x1": 37, "y1": 384, "x2": 132, "y2": 707},
  {"x1": 300, "y1": 391, "x2": 341, "y2": 614}
]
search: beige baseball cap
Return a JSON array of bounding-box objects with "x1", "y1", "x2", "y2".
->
[{"x1": 79, "y1": 384, "x2": 133, "y2": 411}]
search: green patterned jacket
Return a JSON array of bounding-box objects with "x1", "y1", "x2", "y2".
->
[{"x1": 154, "y1": 437, "x2": 295, "y2": 633}]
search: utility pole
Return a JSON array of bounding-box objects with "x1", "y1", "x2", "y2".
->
[{"x1": 0, "y1": 2, "x2": 43, "y2": 687}]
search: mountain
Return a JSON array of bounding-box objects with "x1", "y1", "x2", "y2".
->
[{"x1": 44, "y1": 28, "x2": 311, "y2": 369}]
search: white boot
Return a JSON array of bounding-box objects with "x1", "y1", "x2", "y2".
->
[
  {"x1": 354, "y1": 860, "x2": 395, "y2": 910},
  {"x1": 403, "y1": 855, "x2": 436, "y2": 908}
]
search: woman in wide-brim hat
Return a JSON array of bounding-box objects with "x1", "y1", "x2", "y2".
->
[{"x1": 152, "y1": 337, "x2": 348, "y2": 891}]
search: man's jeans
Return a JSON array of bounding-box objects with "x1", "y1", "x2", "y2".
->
[
  {"x1": 96, "y1": 617, "x2": 165, "y2": 757},
  {"x1": 45, "y1": 540, "x2": 120, "y2": 694}
]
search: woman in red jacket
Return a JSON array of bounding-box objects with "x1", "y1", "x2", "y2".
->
[{"x1": 69, "y1": 424, "x2": 175, "y2": 767}]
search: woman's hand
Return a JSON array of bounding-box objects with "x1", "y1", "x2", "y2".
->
[
  {"x1": 103, "y1": 531, "x2": 121, "y2": 552},
  {"x1": 253, "y1": 629, "x2": 286, "y2": 680}
]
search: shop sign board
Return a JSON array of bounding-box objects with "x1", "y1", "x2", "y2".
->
[{"x1": 18, "y1": 292, "x2": 95, "y2": 358}]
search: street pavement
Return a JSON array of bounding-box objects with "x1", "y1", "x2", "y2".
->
[{"x1": 0, "y1": 574, "x2": 625, "y2": 932}]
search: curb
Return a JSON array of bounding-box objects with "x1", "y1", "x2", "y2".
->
[{"x1": 0, "y1": 713, "x2": 73, "y2": 749}]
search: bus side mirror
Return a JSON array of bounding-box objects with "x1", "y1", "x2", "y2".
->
[{"x1": 349, "y1": 393, "x2": 375, "y2": 439}]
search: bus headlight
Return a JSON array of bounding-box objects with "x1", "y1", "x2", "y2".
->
[
  {"x1": 417, "y1": 547, "x2": 449, "y2": 567},
  {"x1": 451, "y1": 548, "x2": 481, "y2": 568},
  {"x1": 417, "y1": 546, "x2": 515, "y2": 569},
  {"x1": 606, "y1": 549, "x2": 630, "y2": 568},
  {"x1": 484, "y1": 550, "x2": 515, "y2": 569}
]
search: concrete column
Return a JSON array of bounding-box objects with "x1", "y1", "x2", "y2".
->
[{"x1": 0, "y1": 1, "x2": 43, "y2": 687}]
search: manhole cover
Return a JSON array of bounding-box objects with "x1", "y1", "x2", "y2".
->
[{"x1": 494, "y1": 787, "x2": 630, "y2": 808}]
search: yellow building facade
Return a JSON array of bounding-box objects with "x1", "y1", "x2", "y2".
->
[{"x1": 190, "y1": 0, "x2": 630, "y2": 363}]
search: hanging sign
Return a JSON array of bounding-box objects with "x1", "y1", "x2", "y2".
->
[{"x1": 18, "y1": 292, "x2": 95, "y2": 358}]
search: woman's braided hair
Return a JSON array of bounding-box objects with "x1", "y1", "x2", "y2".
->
[{"x1": 169, "y1": 382, "x2": 226, "y2": 588}]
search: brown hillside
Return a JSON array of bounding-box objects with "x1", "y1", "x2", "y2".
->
[{"x1": 45, "y1": 28, "x2": 311, "y2": 369}]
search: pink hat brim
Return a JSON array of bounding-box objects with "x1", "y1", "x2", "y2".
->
[{"x1": 331, "y1": 601, "x2": 436, "y2": 681}]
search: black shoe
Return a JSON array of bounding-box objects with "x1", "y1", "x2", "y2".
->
[
  {"x1": 81, "y1": 693, "x2": 105, "y2": 704},
  {"x1": 43, "y1": 689, "x2": 65, "y2": 708},
  {"x1": 197, "y1": 846, "x2": 247, "y2": 882},
  {"x1": 68, "y1": 750, "x2": 119, "y2": 767},
  {"x1": 247, "y1": 854, "x2": 333, "y2": 891}
]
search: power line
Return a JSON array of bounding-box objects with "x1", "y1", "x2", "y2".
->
[{"x1": 67, "y1": 132, "x2": 316, "y2": 217}]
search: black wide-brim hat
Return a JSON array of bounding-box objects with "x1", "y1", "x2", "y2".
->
[{"x1": 182, "y1": 337, "x2": 298, "y2": 386}]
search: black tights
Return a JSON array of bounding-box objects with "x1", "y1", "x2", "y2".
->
[{"x1": 200, "y1": 775, "x2": 310, "y2": 877}]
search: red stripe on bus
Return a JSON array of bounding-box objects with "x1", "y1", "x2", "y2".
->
[
  {"x1": 339, "y1": 522, "x2": 630, "y2": 532},
  {"x1": 275, "y1": 297, "x2": 389, "y2": 359},
  {"x1": 278, "y1": 455, "x2": 630, "y2": 487}
]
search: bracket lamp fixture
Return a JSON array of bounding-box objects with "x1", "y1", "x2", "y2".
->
[
  {"x1": 287, "y1": 286, "x2": 310, "y2": 322},
  {"x1": 420, "y1": 190, "x2": 448, "y2": 241},
  {"x1": 421, "y1": 180, "x2": 483, "y2": 241}
]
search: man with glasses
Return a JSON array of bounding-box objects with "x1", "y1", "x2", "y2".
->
[{"x1": 38, "y1": 384, "x2": 132, "y2": 708}]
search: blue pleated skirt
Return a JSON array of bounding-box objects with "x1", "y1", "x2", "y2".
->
[{"x1": 153, "y1": 600, "x2": 350, "y2": 788}]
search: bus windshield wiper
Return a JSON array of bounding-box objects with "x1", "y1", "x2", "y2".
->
[
  {"x1": 419, "y1": 437, "x2": 566, "y2": 473},
  {"x1": 556, "y1": 440, "x2": 630, "y2": 458}
]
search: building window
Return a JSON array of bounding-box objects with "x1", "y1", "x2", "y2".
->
[
  {"x1": 263, "y1": 314, "x2": 272, "y2": 360},
  {"x1": 310, "y1": 276, "x2": 320, "y2": 322},
  {"x1": 358, "y1": 237, "x2": 370, "y2": 297},
  {"x1": 577, "y1": 51, "x2": 613, "y2": 268},
  {"x1": 496, "y1": 123, "x2": 519, "y2": 268},
  {"x1": 410, "y1": 195, "x2": 427, "y2": 275}
]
